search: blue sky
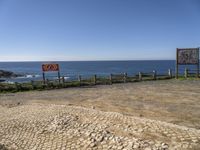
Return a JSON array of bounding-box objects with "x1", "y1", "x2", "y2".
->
[{"x1": 0, "y1": 0, "x2": 200, "y2": 61}]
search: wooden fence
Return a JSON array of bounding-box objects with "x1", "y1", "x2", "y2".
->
[
  {"x1": 184, "y1": 68, "x2": 199, "y2": 78},
  {"x1": 0, "y1": 69, "x2": 174, "y2": 92},
  {"x1": 33, "y1": 69, "x2": 173, "y2": 87}
]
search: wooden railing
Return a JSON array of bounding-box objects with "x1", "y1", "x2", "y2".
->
[{"x1": 0, "y1": 69, "x2": 174, "y2": 92}]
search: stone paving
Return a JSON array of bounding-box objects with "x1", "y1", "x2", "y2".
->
[{"x1": 0, "y1": 104, "x2": 200, "y2": 150}]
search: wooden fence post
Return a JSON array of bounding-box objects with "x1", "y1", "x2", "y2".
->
[
  {"x1": 46, "y1": 79, "x2": 49, "y2": 85},
  {"x1": 168, "y1": 69, "x2": 172, "y2": 78},
  {"x1": 153, "y1": 70, "x2": 157, "y2": 80},
  {"x1": 184, "y1": 68, "x2": 188, "y2": 78},
  {"x1": 62, "y1": 76, "x2": 65, "y2": 83},
  {"x1": 123, "y1": 72, "x2": 127, "y2": 83},
  {"x1": 15, "y1": 82, "x2": 18, "y2": 91},
  {"x1": 139, "y1": 72, "x2": 142, "y2": 81},
  {"x1": 110, "y1": 74, "x2": 113, "y2": 84},
  {"x1": 31, "y1": 80, "x2": 34, "y2": 86},
  {"x1": 15, "y1": 82, "x2": 21, "y2": 91},
  {"x1": 78, "y1": 75, "x2": 81, "y2": 86},
  {"x1": 31, "y1": 80, "x2": 34, "y2": 89},
  {"x1": 94, "y1": 75, "x2": 97, "y2": 85},
  {"x1": 58, "y1": 71, "x2": 61, "y2": 84}
]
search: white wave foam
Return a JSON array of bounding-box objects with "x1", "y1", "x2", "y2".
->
[
  {"x1": 17, "y1": 74, "x2": 41, "y2": 79},
  {"x1": 53, "y1": 76, "x2": 70, "y2": 80},
  {"x1": 64, "y1": 76, "x2": 70, "y2": 80},
  {"x1": 3, "y1": 81, "x2": 15, "y2": 84}
]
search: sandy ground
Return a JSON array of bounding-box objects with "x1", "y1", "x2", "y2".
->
[
  {"x1": 1, "y1": 79, "x2": 200, "y2": 129},
  {"x1": 0, "y1": 79, "x2": 200, "y2": 149}
]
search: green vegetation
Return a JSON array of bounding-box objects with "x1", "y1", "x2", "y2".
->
[
  {"x1": 177, "y1": 76, "x2": 200, "y2": 80},
  {"x1": 0, "y1": 73, "x2": 176, "y2": 93}
]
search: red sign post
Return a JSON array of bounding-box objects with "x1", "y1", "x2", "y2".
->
[{"x1": 42, "y1": 64, "x2": 60, "y2": 84}]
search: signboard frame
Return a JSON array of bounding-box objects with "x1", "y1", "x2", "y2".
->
[{"x1": 176, "y1": 48, "x2": 199, "y2": 78}]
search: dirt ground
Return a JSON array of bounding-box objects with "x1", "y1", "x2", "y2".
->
[
  {"x1": 1, "y1": 79, "x2": 200, "y2": 149},
  {"x1": 1, "y1": 79, "x2": 200, "y2": 129}
]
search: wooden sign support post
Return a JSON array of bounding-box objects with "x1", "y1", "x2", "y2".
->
[
  {"x1": 43, "y1": 72, "x2": 46, "y2": 84},
  {"x1": 176, "y1": 48, "x2": 179, "y2": 79},
  {"x1": 58, "y1": 71, "x2": 61, "y2": 83},
  {"x1": 197, "y1": 50, "x2": 199, "y2": 78}
]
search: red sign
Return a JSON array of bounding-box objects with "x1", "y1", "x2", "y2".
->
[{"x1": 42, "y1": 64, "x2": 59, "y2": 72}]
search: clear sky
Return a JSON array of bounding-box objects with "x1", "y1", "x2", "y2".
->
[{"x1": 0, "y1": 0, "x2": 200, "y2": 61}]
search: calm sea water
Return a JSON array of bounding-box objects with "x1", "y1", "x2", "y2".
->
[{"x1": 0, "y1": 60, "x2": 197, "y2": 83}]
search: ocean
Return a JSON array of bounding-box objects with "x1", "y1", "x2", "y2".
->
[{"x1": 0, "y1": 60, "x2": 196, "y2": 83}]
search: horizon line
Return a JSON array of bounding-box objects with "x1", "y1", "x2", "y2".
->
[{"x1": 0, "y1": 59, "x2": 176, "y2": 62}]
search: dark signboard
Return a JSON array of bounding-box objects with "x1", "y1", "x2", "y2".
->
[{"x1": 177, "y1": 48, "x2": 199, "y2": 65}]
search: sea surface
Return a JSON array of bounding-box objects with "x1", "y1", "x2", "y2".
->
[{"x1": 0, "y1": 60, "x2": 197, "y2": 83}]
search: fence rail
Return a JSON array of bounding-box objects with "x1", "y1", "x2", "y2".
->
[
  {"x1": 184, "y1": 68, "x2": 199, "y2": 78},
  {"x1": 0, "y1": 69, "x2": 176, "y2": 92}
]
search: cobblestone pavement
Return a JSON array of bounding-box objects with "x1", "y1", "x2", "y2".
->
[{"x1": 0, "y1": 104, "x2": 200, "y2": 150}]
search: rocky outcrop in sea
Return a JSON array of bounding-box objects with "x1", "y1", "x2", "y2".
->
[{"x1": 0, "y1": 70, "x2": 22, "y2": 78}]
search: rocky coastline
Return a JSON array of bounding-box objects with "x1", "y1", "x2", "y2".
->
[{"x1": 0, "y1": 70, "x2": 22, "y2": 82}]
